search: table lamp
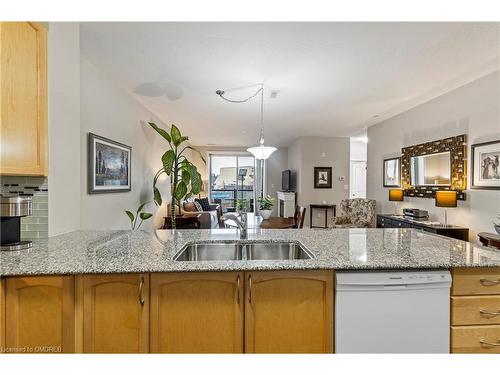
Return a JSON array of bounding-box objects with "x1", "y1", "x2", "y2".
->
[
  {"x1": 435, "y1": 191, "x2": 457, "y2": 227},
  {"x1": 388, "y1": 189, "x2": 404, "y2": 215}
]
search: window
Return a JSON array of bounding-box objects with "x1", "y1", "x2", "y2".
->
[{"x1": 209, "y1": 154, "x2": 256, "y2": 213}]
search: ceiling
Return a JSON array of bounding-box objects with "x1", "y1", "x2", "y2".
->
[{"x1": 80, "y1": 22, "x2": 499, "y2": 147}]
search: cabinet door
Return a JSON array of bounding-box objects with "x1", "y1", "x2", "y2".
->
[
  {"x1": 150, "y1": 272, "x2": 243, "y2": 353},
  {"x1": 81, "y1": 274, "x2": 149, "y2": 353},
  {"x1": 0, "y1": 22, "x2": 47, "y2": 175},
  {"x1": 1, "y1": 278, "x2": 5, "y2": 349},
  {"x1": 245, "y1": 270, "x2": 334, "y2": 353},
  {"x1": 5, "y1": 276, "x2": 74, "y2": 353}
]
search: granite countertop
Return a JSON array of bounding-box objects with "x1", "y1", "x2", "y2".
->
[{"x1": 1, "y1": 228, "x2": 500, "y2": 276}]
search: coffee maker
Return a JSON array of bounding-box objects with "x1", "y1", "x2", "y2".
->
[{"x1": 0, "y1": 194, "x2": 33, "y2": 251}]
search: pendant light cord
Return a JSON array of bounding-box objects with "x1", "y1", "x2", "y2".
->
[
  {"x1": 216, "y1": 83, "x2": 269, "y2": 147},
  {"x1": 216, "y1": 86, "x2": 263, "y2": 103}
]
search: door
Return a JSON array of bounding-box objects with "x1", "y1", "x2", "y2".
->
[
  {"x1": 209, "y1": 154, "x2": 256, "y2": 212},
  {"x1": 350, "y1": 161, "x2": 366, "y2": 198},
  {"x1": 245, "y1": 270, "x2": 334, "y2": 353},
  {"x1": 0, "y1": 22, "x2": 47, "y2": 175},
  {"x1": 150, "y1": 272, "x2": 243, "y2": 353},
  {"x1": 80, "y1": 274, "x2": 149, "y2": 353},
  {"x1": 5, "y1": 276, "x2": 74, "y2": 353}
]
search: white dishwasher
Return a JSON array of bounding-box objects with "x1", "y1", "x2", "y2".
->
[{"x1": 335, "y1": 270, "x2": 452, "y2": 353}]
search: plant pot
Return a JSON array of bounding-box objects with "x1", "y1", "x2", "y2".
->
[{"x1": 260, "y1": 209, "x2": 272, "y2": 220}]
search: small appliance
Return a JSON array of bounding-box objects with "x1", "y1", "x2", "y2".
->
[
  {"x1": 1, "y1": 194, "x2": 33, "y2": 251},
  {"x1": 403, "y1": 208, "x2": 429, "y2": 220}
]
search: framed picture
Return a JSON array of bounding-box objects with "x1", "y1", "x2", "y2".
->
[
  {"x1": 88, "y1": 133, "x2": 131, "y2": 194},
  {"x1": 383, "y1": 157, "x2": 401, "y2": 187},
  {"x1": 314, "y1": 167, "x2": 332, "y2": 189},
  {"x1": 471, "y1": 140, "x2": 500, "y2": 190}
]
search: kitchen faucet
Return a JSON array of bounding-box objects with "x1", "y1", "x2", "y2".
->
[{"x1": 223, "y1": 212, "x2": 248, "y2": 239}]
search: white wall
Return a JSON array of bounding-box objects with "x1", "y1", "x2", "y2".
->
[
  {"x1": 288, "y1": 137, "x2": 350, "y2": 227},
  {"x1": 367, "y1": 71, "x2": 500, "y2": 242},
  {"x1": 48, "y1": 23, "x2": 82, "y2": 236},
  {"x1": 80, "y1": 58, "x2": 171, "y2": 230}
]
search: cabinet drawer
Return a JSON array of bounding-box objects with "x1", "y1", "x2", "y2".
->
[
  {"x1": 452, "y1": 268, "x2": 500, "y2": 296},
  {"x1": 451, "y1": 325, "x2": 500, "y2": 353},
  {"x1": 452, "y1": 296, "x2": 500, "y2": 325}
]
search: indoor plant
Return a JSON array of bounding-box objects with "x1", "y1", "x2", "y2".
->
[
  {"x1": 148, "y1": 123, "x2": 205, "y2": 229},
  {"x1": 125, "y1": 202, "x2": 153, "y2": 230},
  {"x1": 258, "y1": 195, "x2": 275, "y2": 220}
]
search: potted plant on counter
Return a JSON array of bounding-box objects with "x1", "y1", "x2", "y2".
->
[
  {"x1": 148, "y1": 123, "x2": 205, "y2": 229},
  {"x1": 258, "y1": 195, "x2": 275, "y2": 220}
]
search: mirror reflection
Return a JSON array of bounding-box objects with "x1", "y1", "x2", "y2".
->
[{"x1": 410, "y1": 151, "x2": 451, "y2": 186}]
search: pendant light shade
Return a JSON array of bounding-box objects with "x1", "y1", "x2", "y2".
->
[
  {"x1": 247, "y1": 128, "x2": 277, "y2": 159},
  {"x1": 247, "y1": 145, "x2": 277, "y2": 160}
]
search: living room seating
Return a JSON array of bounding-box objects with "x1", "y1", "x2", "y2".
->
[
  {"x1": 330, "y1": 198, "x2": 376, "y2": 228},
  {"x1": 167, "y1": 200, "x2": 222, "y2": 229}
]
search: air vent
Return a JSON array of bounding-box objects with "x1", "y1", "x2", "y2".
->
[{"x1": 269, "y1": 89, "x2": 280, "y2": 99}]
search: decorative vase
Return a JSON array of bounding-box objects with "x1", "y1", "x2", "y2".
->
[{"x1": 260, "y1": 209, "x2": 272, "y2": 220}]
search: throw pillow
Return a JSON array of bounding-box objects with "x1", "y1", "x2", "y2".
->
[
  {"x1": 195, "y1": 197, "x2": 211, "y2": 211},
  {"x1": 194, "y1": 201, "x2": 203, "y2": 212}
]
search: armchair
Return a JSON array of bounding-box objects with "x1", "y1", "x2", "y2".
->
[{"x1": 331, "y1": 199, "x2": 376, "y2": 228}]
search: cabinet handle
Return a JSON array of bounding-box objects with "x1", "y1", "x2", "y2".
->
[
  {"x1": 480, "y1": 309, "x2": 500, "y2": 317},
  {"x1": 237, "y1": 274, "x2": 240, "y2": 304},
  {"x1": 248, "y1": 274, "x2": 252, "y2": 304},
  {"x1": 139, "y1": 276, "x2": 145, "y2": 305},
  {"x1": 479, "y1": 338, "x2": 500, "y2": 347},
  {"x1": 480, "y1": 278, "x2": 500, "y2": 286}
]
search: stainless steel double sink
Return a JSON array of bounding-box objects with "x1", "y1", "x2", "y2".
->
[{"x1": 174, "y1": 241, "x2": 313, "y2": 261}]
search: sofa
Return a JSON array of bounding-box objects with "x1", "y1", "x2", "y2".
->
[
  {"x1": 330, "y1": 198, "x2": 376, "y2": 228},
  {"x1": 180, "y1": 200, "x2": 222, "y2": 229}
]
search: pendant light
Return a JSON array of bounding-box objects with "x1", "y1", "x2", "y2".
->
[{"x1": 246, "y1": 86, "x2": 277, "y2": 160}]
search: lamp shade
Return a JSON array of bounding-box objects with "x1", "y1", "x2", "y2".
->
[
  {"x1": 435, "y1": 191, "x2": 457, "y2": 208},
  {"x1": 247, "y1": 145, "x2": 277, "y2": 160},
  {"x1": 388, "y1": 189, "x2": 404, "y2": 202}
]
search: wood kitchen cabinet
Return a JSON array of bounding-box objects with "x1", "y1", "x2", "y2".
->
[
  {"x1": 0, "y1": 22, "x2": 48, "y2": 176},
  {"x1": 1, "y1": 278, "x2": 5, "y2": 349},
  {"x1": 3, "y1": 276, "x2": 74, "y2": 353},
  {"x1": 451, "y1": 268, "x2": 500, "y2": 353},
  {"x1": 150, "y1": 272, "x2": 244, "y2": 353},
  {"x1": 78, "y1": 274, "x2": 149, "y2": 353},
  {"x1": 245, "y1": 270, "x2": 334, "y2": 353}
]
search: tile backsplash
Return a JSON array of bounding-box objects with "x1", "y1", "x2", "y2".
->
[{"x1": 0, "y1": 176, "x2": 49, "y2": 239}]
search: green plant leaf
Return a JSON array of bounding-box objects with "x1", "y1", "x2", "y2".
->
[
  {"x1": 125, "y1": 210, "x2": 134, "y2": 222},
  {"x1": 139, "y1": 212, "x2": 153, "y2": 220},
  {"x1": 182, "y1": 146, "x2": 206, "y2": 164},
  {"x1": 153, "y1": 187, "x2": 162, "y2": 207},
  {"x1": 162, "y1": 149, "x2": 175, "y2": 175},
  {"x1": 136, "y1": 202, "x2": 147, "y2": 215},
  {"x1": 184, "y1": 192, "x2": 193, "y2": 200},
  {"x1": 148, "y1": 122, "x2": 171, "y2": 143},
  {"x1": 190, "y1": 166, "x2": 202, "y2": 194},
  {"x1": 174, "y1": 181, "x2": 188, "y2": 201},
  {"x1": 181, "y1": 170, "x2": 190, "y2": 185},
  {"x1": 170, "y1": 124, "x2": 182, "y2": 146},
  {"x1": 179, "y1": 136, "x2": 189, "y2": 144}
]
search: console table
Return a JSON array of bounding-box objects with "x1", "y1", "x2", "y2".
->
[
  {"x1": 376, "y1": 214, "x2": 469, "y2": 241},
  {"x1": 310, "y1": 204, "x2": 336, "y2": 229}
]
